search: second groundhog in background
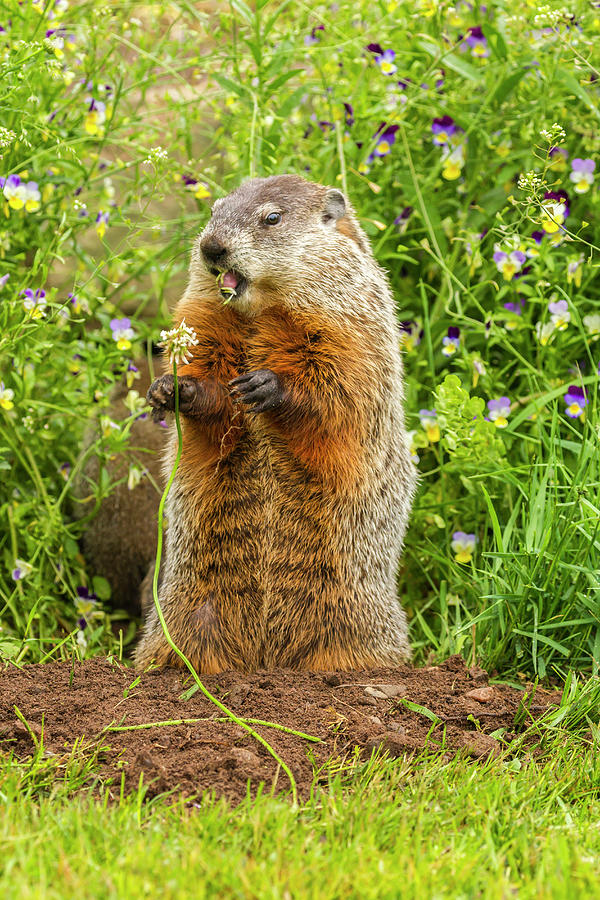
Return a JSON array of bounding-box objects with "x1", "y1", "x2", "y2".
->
[{"x1": 135, "y1": 174, "x2": 417, "y2": 673}]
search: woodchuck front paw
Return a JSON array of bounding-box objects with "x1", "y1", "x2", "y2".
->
[
  {"x1": 147, "y1": 374, "x2": 205, "y2": 421},
  {"x1": 229, "y1": 369, "x2": 287, "y2": 414}
]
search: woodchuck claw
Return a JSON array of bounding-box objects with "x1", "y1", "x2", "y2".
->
[
  {"x1": 147, "y1": 374, "x2": 225, "y2": 422},
  {"x1": 229, "y1": 369, "x2": 288, "y2": 414}
]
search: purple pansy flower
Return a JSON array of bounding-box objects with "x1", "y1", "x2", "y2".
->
[
  {"x1": 564, "y1": 385, "x2": 587, "y2": 419},
  {"x1": 304, "y1": 24, "x2": 324, "y2": 46},
  {"x1": 486, "y1": 397, "x2": 511, "y2": 428},
  {"x1": 431, "y1": 115, "x2": 461, "y2": 146},
  {"x1": 110, "y1": 317, "x2": 135, "y2": 350},
  {"x1": 549, "y1": 299, "x2": 570, "y2": 330},
  {"x1": 75, "y1": 586, "x2": 101, "y2": 629},
  {"x1": 451, "y1": 532, "x2": 477, "y2": 563},
  {"x1": 465, "y1": 26, "x2": 489, "y2": 58},
  {"x1": 12, "y1": 559, "x2": 33, "y2": 581},
  {"x1": 569, "y1": 158, "x2": 595, "y2": 194},
  {"x1": 541, "y1": 189, "x2": 570, "y2": 239},
  {"x1": 95, "y1": 210, "x2": 109, "y2": 237},
  {"x1": 549, "y1": 147, "x2": 569, "y2": 171},
  {"x1": 493, "y1": 248, "x2": 527, "y2": 280},
  {"x1": 504, "y1": 298, "x2": 525, "y2": 315},
  {"x1": 372, "y1": 123, "x2": 398, "y2": 157},
  {"x1": 22, "y1": 288, "x2": 47, "y2": 318},
  {"x1": 399, "y1": 320, "x2": 422, "y2": 350},
  {"x1": 394, "y1": 206, "x2": 413, "y2": 230},
  {"x1": 375, "y1": 48, "x2": 397, "y2": 75},
  {"x1": 442, "y1": 326, "x2": 461, "y2": 357}
]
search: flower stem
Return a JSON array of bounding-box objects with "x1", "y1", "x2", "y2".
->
[{"x1": 103, "y1": 717, "x2": 323, "y2": 743}]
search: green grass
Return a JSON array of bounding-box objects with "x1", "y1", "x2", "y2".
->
[{"x1": 2, "y1": 732, "x2": 600, "y2": 899}]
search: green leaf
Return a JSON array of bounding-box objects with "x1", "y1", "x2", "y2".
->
[
  {"x1": 267, "y1": 69, "x2": 304, "y2": 93},
  {"x1": 483, "y1": 23, "x2": 508, "y2": 60},
  {"x1": 556, "y1": 70, "x2": 599, "y2": 119},
  {"x1": 418, "y1": 39, "x2": 480, "y2": 82},
  {"x1": 212, "y1": 73, "x2": 251, "y2": 100},
  {"x1": 92, "y1": 576, "x2": 112, "y2": 600},
  {"x1": 396, "y1": 698, "x2": 442, "y2": 725},
  {"x1": 489, "y1": 68, "x2": 527, "y2": 106},
  {"x1": 230, "y1": 0, "x2": 254, "y2": 25}
]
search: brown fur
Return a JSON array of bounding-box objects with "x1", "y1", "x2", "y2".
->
[
  {"x1": 135, "y1": 175, "x2": 417, "y2": 672},
  {"x1": 75, "y1": 358, "x2": 166, "y2": 614}
]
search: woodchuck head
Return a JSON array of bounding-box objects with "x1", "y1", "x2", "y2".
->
[{"x1": 191, "y1": 174, "x2": 372, "y2": 315}]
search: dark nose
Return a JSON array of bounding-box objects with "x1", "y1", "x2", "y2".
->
[{"x1": 201, "y1": 235, "x2": 228, "y2": 265}]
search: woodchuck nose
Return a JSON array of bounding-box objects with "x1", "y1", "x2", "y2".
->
[{"x1": 135, "y1": 174, "x2": 417, "y2": 672}]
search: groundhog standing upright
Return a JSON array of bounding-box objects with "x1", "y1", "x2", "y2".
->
[{"x1": 135, "y1": 175, "x2": 417, "y2": 673}]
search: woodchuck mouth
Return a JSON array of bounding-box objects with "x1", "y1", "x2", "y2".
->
[{"x1": 210, "y1": 268, "x2": 248, "y2": 300}]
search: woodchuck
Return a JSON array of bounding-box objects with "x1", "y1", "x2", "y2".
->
[
  {"x1": 135, "y1": 174, "x2": 417, "y2": 672},
  {"x1": 74, "y1": 355, "x2": 165, "y2": 615}
]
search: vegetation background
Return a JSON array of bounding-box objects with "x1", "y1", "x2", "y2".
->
[{"x1": 2, "y1": 0, "x2": 598, "y2": 680}]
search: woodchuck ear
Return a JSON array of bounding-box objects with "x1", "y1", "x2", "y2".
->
[{"x1": 322, "y1": 189, "x2": 346, "y2": 225}]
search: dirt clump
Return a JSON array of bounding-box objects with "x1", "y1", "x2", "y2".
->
[{"x1": 0, "y1": 655, "x2": 560, "y2": 804}]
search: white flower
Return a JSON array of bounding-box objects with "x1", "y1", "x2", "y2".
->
[
  {"x1": 159, "y1": 318, "x2": 200, "y2": 366},
  {"x1": 127, "y1": 464, "x2": 145, "y2": 490},
  {"x1": 535, "y1": 320, "x2": 555, "y2": 346},
  {"x1": 0, "y1": 381, "x2": 14, "y2": 410},
  {"x1": 12, "y1": 559, "x2": 33, "y2": 581},
  {"x1": 533, "y1": 7, "x2": 571, "y2": 28},
  {"x1": 144, "y1": 146, "x2": 168, "y2": 165},
  {"x1": 405, "y1": 430, "x2": 420, "y2": 464},
  {"x1": 518, "y1": 171, "x2": 543, "y2": 192},
  {"x1": 583, "y1": 313, "x2": 600, "y2": 336},
  {"x1": 539, "y1": 123, "x2": 566, "y2": 144}
]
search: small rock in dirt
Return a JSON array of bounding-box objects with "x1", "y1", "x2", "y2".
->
[
  {"x1": 364, "y1": 687, "x2": 388, "y2": 700},
  {"x1": 387, "y1": 721, "x2": 407, "y2": 736},
  {"x1": 359, "y1": 694, "x2": 378, "y2": 706},
  {"x1": 14, "y1": 720, "x2": 43, "y2": 739},
  {"x1": 226, "y1": 747, "x2": 261, "y2": 769},
  {"x1": 135, "y1": 751, "x2": 158, "y2": 770},
  {"x1": 368, "y1": 716, "x2": 383, "y2": 728},
  {"x1": 372, "y1": 683, "x2": 407, "y2": 699},
  {"x1": 460, "y1": 731, "x2": 500, "y2": 759},
  {"x1": 468, "y1": 666, "x2": 488, "y2": 683},
  {"x1": 323, "y1": 673, "x2": 342, "y2": 687},
  {"x1": 444, "y1": 655, "x2": 468, "y2": 672},
  {"x1": 466, "y1": 686, "x2": 495, "y2": 703},
  {"x1": 364, "y1": 731, "x2": 423, "y2": 758},
  {"x1": 227, "y1": 683, "x2": 251, "y2": 705}
]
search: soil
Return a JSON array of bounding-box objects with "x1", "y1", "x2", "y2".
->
[{"x1": 0, "y1": 656, "x2": 560, "y2": 804}]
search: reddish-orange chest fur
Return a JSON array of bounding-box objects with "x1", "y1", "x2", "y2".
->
[{"x1": 172, "y1": 297, "x2": 374, "y2": 488}]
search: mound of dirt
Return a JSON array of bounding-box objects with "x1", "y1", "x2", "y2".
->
[{"x1": 0, "y1": 656, "x2": 560, "y2": 803}]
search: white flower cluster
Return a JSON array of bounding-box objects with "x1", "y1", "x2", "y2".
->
[
  {"x1": 159, "y1": 318, "x2": 200, "y2": 365},
  {"x1": 533, "y1": 6, "x2": 572, "y2": 27},
  {"x1": 517, "y1": 170, "x2": 543, "y2": 192},
  {"x1": 0, "y1": 128, "x2": 16, "y2": 150},
  {"x1": 143, "y1": 146, "x2": 169, "y2": 166},
  {"x1": 539, "y1": 123, "x2": 566, "y2": 144}
]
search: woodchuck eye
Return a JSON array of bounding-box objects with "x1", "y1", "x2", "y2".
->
[{"x1": 264, "y1": 212, "x2": 282, "y2": 225}]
